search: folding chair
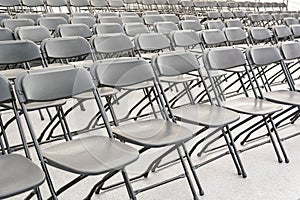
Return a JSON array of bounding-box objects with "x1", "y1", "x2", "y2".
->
[
  {"x1": 57, "y1": 23, "x2": 93, "y2": 39},
  {"x1": 96, "y1": 11, "x2": 118, "y2": 18},
  {"x1": 91, "y1": 33, "x2": 135, "y2": 59},
  {"x1": 223, "y1": 27, "x2": 249, "y2": 47},
  {"x1": 224, "y1": 19, "x2": 245, "y2": 29},
  {"x1": 179, "y1": 20, "x2": 202, "y2": 32},
  {"x1": 290, "y1": 24, "x2": 300, "y2": 39},
  {"x1": 248, "y1": 27, "x2": 274, "y2": 45},
  {"x1": 90, "y1": 0, "x2": 108, "y2": 12},
  {"x1": 0, "y1": 40, "x2": 42, "y2": 79},
  {"x1": 0, "y1": 74, "x2": 45, "y2": 200},
  {"x1": 261, "y1": 13, "x2": 274, "y2": 27},
  {"x1": 162, "y1": 13, "x2": 179, "y2": 24},
  {"x1": 153, "y1": 21, "x2": 179, "y2": 35},
  {"x1": 273, "y1": 25, "x2": 293, "y2": 43},
  {"x1": 69, "y1": 16, "x2": 96, "y2": 29},
  {"x1": 40, "y1": 36, "x2": 94, "y2": 68},
  {"x1": 283, "y1": 17, "x2": 299, "y2": 26},
  {"x1": 0, "y1": 0, "x2": 22, "y2": 14},
  {"x1": 2, "y1": 18, "x2": 35, "y2": 32},
  {"x1": 200, "y1": 29, "x2": 228, "y2": 48},
  {"x1": 121, "y1": 15, "x2": 143, "y2": 24},
  {"x1": 107, "y1": 0, "x2": 126, "y2": 11},
  {"x1": 93, "y1": 23, "x2": 125, "y2": 34},
  {"x1": 45, "y1": 0, "x2": 69, "y2": 13},
  {"x1": 14, "y1": 26, "x2": 51, "y2": 44},
  {"x1": 143, "y1": 14, "x2": 164, "y2": 30},
  {"x1": 37, "y1": 17, "x2": 68, "y2": 34},
  {"x1": 15, "y1": 13, "x2": 42, "y2": 25},
  {"x1": 97, "y1": 16, "x2": 123, "y2": 26},
  {"x1": 15, "y1": 66, "x2": 139, "y2": 200},
  {"x1": 203, "y1": 46, "x2": 289, "y2": 164},
  {"x1": 169, "y1": 30, "x2": 203, "y2": 54},
  {"x1": 44, "y1": 13, "x2": 69, "y2": 21},
  {"x1": 124, "y1": 22, "x2": 149, "y2": 37},
  {"x1": 69, "y1": 0, "x2": 91, "y2": 13},
  {"x1": 0, "y1": 27, "x2": 14, "y2": 41},
  {"x1": 207, "y1": 11, "x2": 221, "y2": 20},
  {"x1": 205, "y1": 20, "x2": 226, "y2": 30},
  {"x1": 21, "y1": 0, "x2": 46, "y2": 13},
  {"x1": 182, "y1": 15, "x2": 198, "y2": 21},
  {"x1": 0, "y1": 13, "x2": 12, "y2": 24},
  {"x1": 220, "y1": 11, "x2": 234, "y2": 20},
  {"x1": 249, "y1": 14, "x2": 263, "y2": 27},
  {"x1": 90, "y1": 57, "x2": 204, "y2": 199}
]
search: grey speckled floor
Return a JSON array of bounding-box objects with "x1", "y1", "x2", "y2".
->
[{"x1": 3, "y1": 84, "x2": 300, "y2": 200}]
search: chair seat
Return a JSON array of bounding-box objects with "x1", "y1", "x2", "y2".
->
[
  {"x1": 222, "y1": 97, "x2": 282, "y2": 116},
  {"x1": 159, "y1": 74, "x2": 198, "y2": 83},
  {"x1": 1, "y1": 99, "x2": 66, "y2": 111},
  {"x1": 112, "y1": 119, "x2": 194, "y2": 147},
  {"x1": 70, "y1": 60, "x2": 94, "y2": 68},
  {"x1": 0, "y1": 68, "x2": 26, "y2": 79},
  {"x1": 225, "y1": 66, "x2": 245, "y2": 73},
  {"x1": 0, "y1": 154, "x2": 45, "y2": 199},
  {"x1": 43, "y1": 136, "x2": 139, "y2": 175},
  {"x1": 263, "y1": 90, "x2": 300, "y2": 106},
  {"x1": 74, "y1": 87, "x2": 119, "y2": 99},
  {"x1": 172, "y1": 104, "x2": 240, "y2": 128},
  {"x1": 121, "y1": 81, "x2": 154, "y2": 90}
]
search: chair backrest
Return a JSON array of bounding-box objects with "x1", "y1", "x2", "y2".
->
[
  {"x1": 0, "y1": 28, "x2": 14, "y2": 41},
  {"x1": 283, "y1": 17, "x2": 298, "y2": 26},
  {"x1": 179, "y1": 20, "x2": 202, "y2": 32},
  {"x1": 15, "y1": 13, "x2": 42, "y2": 25},
  {"x1": 90, "y1": 57, "x2": 155, "y2": 88},
  {"x1": 224, "y1": 19, "x2": 244, "y2": 29},
  {"x1": 134, "y1": 33, "x2": 170, "y2": 51},
  {"x1": 15, "y1": 67, "x2": 95, "y2": 103},
  {"x1": 143, "y1": 10, "x2": 159, "y2": 15},
  {"x1": 124, "y1": 23, "x2": 149, "y2": 37},
  {"x1": 15, "y1": 26, "x2": 51, "y2": 43},
  {"x1": 0, "y1": 40, "x2": 41, "y2": 64},
  {"x1": 46, "y1": 0, "x2": 68, "y2": 7},
  {"x1": 91, "y1": 33, "x2": 134, "y2": 54},
  {"x1": 0, "y1": 0, "x2": 21, "y2": 6},
  {"x1": 246, "y1": 45, "x2": 283, "y2": 66},
  {"x1": 233, "y1": 10, "x2": 246, "y2": 18},
  {"x1": 119, "y1": 12, "x2": 139, "y2": 17},
  {"x1": 71, "y1": 13, "x2": 94, "y2": 18},
  {"x1": 207, "y1": 11, "x2": 221, "y2": 20},
  {"x1": 205, "y1": 20, "x2": 225, "y2": 30},
  {"x1": 69, "y1": 17, "x2": 96, "y2": 29},
  {"x1": 2, "y1": 19, "x2": 35, "y2": 31},
  {"x1": 41, "y1": 37, "x2": 91, "y2": 59},
  {"x1": 249, "y1": 27, "x2": 272, "y2": 43},
  {"x1": 93, "y1": 23, "x2": 124, "y2": 34},
  {"x1": 221, "y1": 11, "x2": 234, "y2": 19},
  {"x1": 290, "y1": 24, "x2": 300, "y2": 38},
  {"x1": 223, "y1": 27, "x2": 247, "y2": 44},
  {"x1": 96, "y1": 12, "x2": 118, "y2": 18},
  {"x1": 154, "y1": 22, "x2": 178, "y2": 35},
  {"x1": 37, "y1": 17, "x2": 68, "y2": 31},
  {"x1": 0, "y1": 14, "x2": 12, "y2": 23},
  {"x1": 273, "y1": 25, "x2": 292, "y2": 40},
  {"x1": 121, "y1": 16, "x2": 143, "y2": 24},
  {"x1": 69, "y1": 0, "x2": 90, "y2": 7},
  {"x1": 107, "y1": 0, "x2": 125, "y2": 7},
  {"x1": 22, "y1": 0, "x2": 44, "y2": 6},
  {"x1": 261, "y1": 13, "x2": 273, "y2": 21},
  {"x1": 201, "y1": 29, "x2": 227, "y2": 46},
  {"x1": 57, "y1": 24, "x2": 92, "y2": 38},
  {"x1": 279, "y1": 41, "x2": 300, "y2": 61},
  {"x1": 44, "y1": 13, "x2": 69, "y2": 20},
  {"x1": 0, "y1": 74, "x2": 13, "y2": 103},
  {"x1": 152, "y1": 51, "x2": 200, "y2": 76},
  {"x1": 203, "y1": 47, "x2": 246, "y2": 70},
  {"x1": 98, "y1": 16, "x2": 123, "y2": 26},
  {"x1": 90, "y1": 0, "x2": 107, "y2": 7},
  {"x1": 143, "y1": 15, "x2": 164, "y2": 26},
  {"x1": 170, "y1": 30, "x2": 201, "y2": 47},
  {"x1": 249, "y1": 14, "x2": 263, "y2": 23},
  {"x1": 162, "y1": 14, "x2": 179, "y2": 24},
  {"x1": 182, "y1": 15, "x2": 198, "y2": 21}
]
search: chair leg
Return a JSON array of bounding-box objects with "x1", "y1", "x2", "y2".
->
[
  {"x1": 122, "y1": 169, "x2": 137, "y2": 200},
  {"x1": 268, "y1": 116, "x2": 289, "y2": 163},
  {"x1": 182, "y1": 144, "x2": 205, "y2": 196},
  {"x1": 225, "y1": 126, "x2": 247, "y2": 178},
  {"x1": 263, "y1": 116, "x2": 283, "y2": 163},
  {"x1": 177, "y1": 146, "x2": 199, "y2": 200}
]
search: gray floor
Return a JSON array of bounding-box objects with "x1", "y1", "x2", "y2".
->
[{"x1": 3, "y1": 84, "x2": 300, "y2": 200}]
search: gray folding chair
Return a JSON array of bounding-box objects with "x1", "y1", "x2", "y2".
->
[
  {"x1": 273, "y1": 25, "x2": 293, "y2": 43},
  {"x1": 283, "y1": 17, "x2": 298, "y2": 26},
  {"x1": 40, "y1": 36, "x2": 94, "y2": 68},
  {"x1": 248, "y1": 27, "x2": 274, "y2": 45},
  {"x1": 121, "y1": 15, "x2": 143, "y2": 24},
  {"x1": 91, "y1": 33, "x2": 135, "y2": 59},
  {"x1": 90, "y1": 57, "x2": 204, "y2": 199},
  {"x1": 44, "y1": 13, "x2": 69, "y2": 20},
  {"x1": 15, "y1": 66, "x2": 139, "y2": 200},
  {"x1": 14, "y1": 26, "x2": 51, "y2": 44},
  {"x1": 93, "y1": 22, "x2": 125, "y2": 34},
  {"x1": 0, "y1": 74, "x2": 45, "y2": 200},
  {"x1": 224, "y1": 19, "x2": 245, "y2": 29},
  {"x1": 90, "y1": 0, "x2": 108, "y2": 12},
  {"x1": 143, "y1": 14, "x2": 164, "y2": 30},
  {"x1": 2, "y1": 18, "x2": 35, "y2": 32},
  {"x1": 37, "y1": 17, "x2": 68, "y2": 34},
  {"x1": 45, "y1": 0, "x2": 69, "y2": 13},
  {"x1": 223, "y1": 27, "x2": 249, "y2": 47},
  {"x1": 57, "y1": 23, "x2": 93, "y2": 39},
  {"x1": 221, "y1": 11, "x2": 234, "y2": 20},
  {"x1": 97, "y1": 16, "x2": 123, "y2": 26},
  {"x1": 179, "y1": 20, "x2": 202, "y2": 32},
  {"x1": 182, "y1": 15, "x2": 198, "y2": 21},
  {"x1": 0, "y1": 40, "x2": 42, "y2": 79},
  {"x1": 15, "y1": 13, "x2": 42, "y2": 25},
  {"x1": 0, "y1": 27, "x2": 14, "y2": 41},
  {"x1": 200, "y1": 29, "x2": 228, "y2": 48},
  {"x1": 205, "y1": 20, "x2": 226, "y2": 30},
  {"x1": 69, "y1": 0, "x2": 91, "y2": 13},
  {"x1": 203, "y1": 46, "x2": 289, "y2": 164},
  {"x1": 96, "y1": 11, "x2": 118, "y2": 18},
  {"x1": 124, "y1": 22, "x2": 149, "y2": 37},
  {"x1": 290, "y1": 24, "x2": 300, "y2": 39},
  {"x1": 21, "y1": 0, "x2": 46, "y2": 13},
  {"x1": 153, "y1": 21, "x2": 179, "y2": 35},
  {"x1": 162, "y1": 14, "x2": 179, "y2": 24},
  {"x1": 207, "y1": 11, "x2": 221, "y2": 20},
  {"x1": 69, "y1": 16, "x2": 96, "y2": 29},
  {"x1": 169, "y1": 30, "x2": 203, "y2": 54}
]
